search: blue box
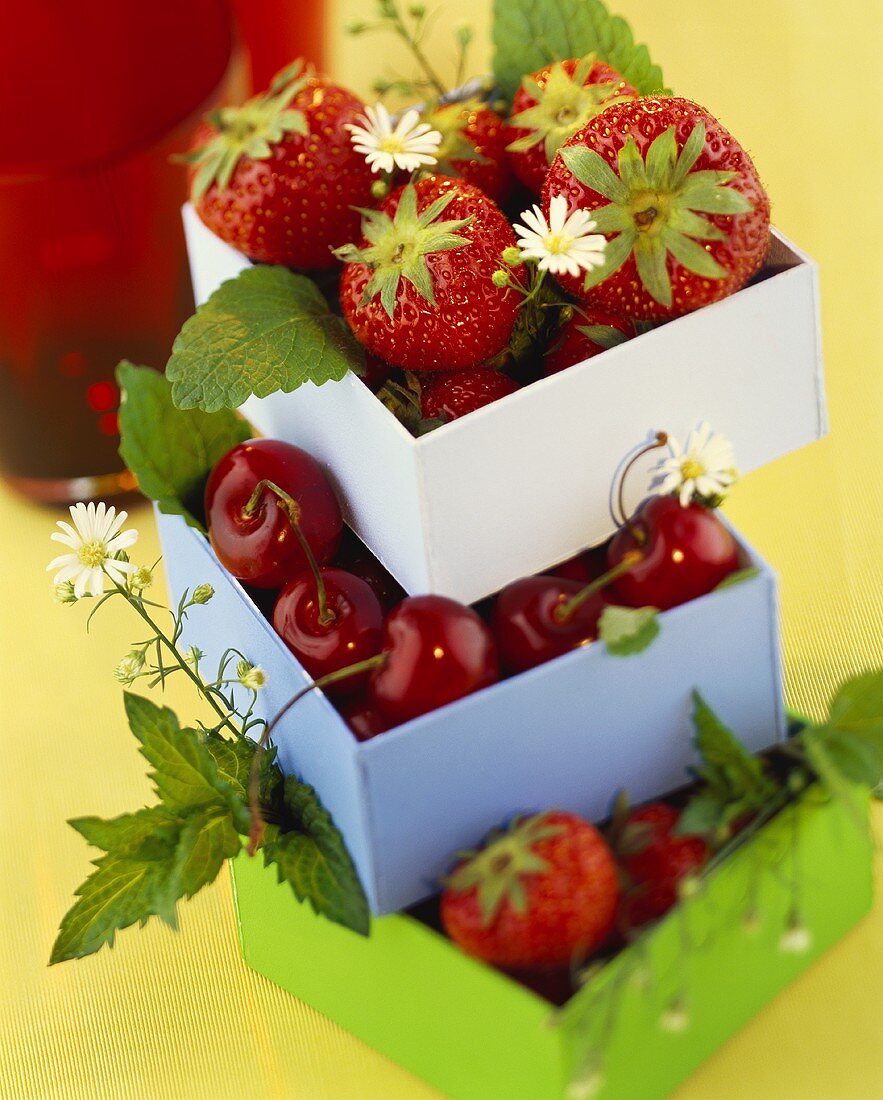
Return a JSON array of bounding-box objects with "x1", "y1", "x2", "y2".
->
[{"x1": 156, "y1": 509, "x2": 785, "y2": 915}]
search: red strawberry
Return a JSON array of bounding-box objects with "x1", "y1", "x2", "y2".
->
[
  {"x1": 337, "y1": 176, "x2": 519, "y2": 372},
  {"x1": 542, "y1": 97, "x2": 771, "y2": 319},
  {"x1": 505, "y1": 57, "x2": 638, "y2": 195},
  {"x1": 186, "y1": 61, "x2": 375, "y2": 269},
  {"x1": 424, "y1": 99, "x2": 512, "y2": 204},
  {"x1": 544, "y1": 309, "x2": 634, "y2": 375},
  {"x1": 441, "y1": 811, "x2": 620, "y2": 970},
  {"x1": 420, "y1": 368, "x2": 520, "y2": 421},
  {"x1": 616, "y1": 802, "x2": 709, "y2": 932}
]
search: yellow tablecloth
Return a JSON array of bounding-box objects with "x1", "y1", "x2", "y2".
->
[{"x1": 3, "y1": 1, "x2": 882, "y2": 1097}]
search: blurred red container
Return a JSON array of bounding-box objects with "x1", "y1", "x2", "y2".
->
[
  {"x1": 230, "y1": 0, "x2": 326, "y2": 89},
  {"x1": 0, "y1": 1, "x2": 238, "y2": 502}
]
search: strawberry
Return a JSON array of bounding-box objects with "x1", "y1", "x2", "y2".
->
[
  {"x1": 615, "y1": 802, "x2": 709, "y2": 933},
  {"x1": 441, "y1": 811, "x2": 619, "y2": 970},
  {"x1": 505, "y1": 57, "x2": 638, "y2": 195},
  {"x1": 423, "y1": 98, "x2": 512, "y2": 204},
  {"x1": 185, "y1": 61, "x2": 375, "y2": 269},
  {"x1": 542, "y1": 97, "x2": 771, "y2": 319},
  {"x1": 337, "y1": 176, "x2": 519, "y2": 372},
  {"x1": 544, "y1": 309, "x2": 634, "y2": 375},
  {"x1": 420, "y1": 368, "x2": 520, "y2": 421}
]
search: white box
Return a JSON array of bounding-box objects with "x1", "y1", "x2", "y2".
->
[{"x1": 183, "y1": 203, "x2": 824, "y2": 604}]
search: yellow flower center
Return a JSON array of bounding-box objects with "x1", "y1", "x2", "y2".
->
[
  {"x1": 76, "y1": 539, "x2": 107, "y2": 568},
  {"x1": 543, "y1": 231, "x2": 573, "y2": 256},
  {"x1": 681, "y1": 458, "x2": 705, "y2": 480},
  {"x1": 379, "y1": 134, "x2": 406, "y2": 155}
]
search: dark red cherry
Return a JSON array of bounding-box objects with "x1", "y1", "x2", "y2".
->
[
  {"x1": 368, "y1": 595, "x2": 499, "y2": 724},
  {"x1": 420, "y1": 368, "x2": 520, "y2": 421},
  {"x1": 273, "y1": 568, "x2": 383, "y2": 695},
  {"x1": 607, "y1": 495, "x2": 740, "y2": 611},
  {"x1": 205, "y1": 439, "x2": 343, "y2": 589},
  {"x1": 339, "y1": 695, "x2": 392, "y2": 741},
  {"x1": 492, "y1": 575, "x2": 609, "y2": 673},
  {"x1": 335, "y1": 528, "x2": 406, "y2": 612},
  {"x1": 548, "y1": 544, "x2": 609, "y2": 584}
]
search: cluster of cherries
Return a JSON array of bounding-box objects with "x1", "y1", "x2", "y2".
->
[{"x1": 206, "y1": 438, "x2": 741, "y2": 737}]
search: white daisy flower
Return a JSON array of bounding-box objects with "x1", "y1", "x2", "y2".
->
[
  {"x1": 238, "y1": 661, "x2": 267, "y2": 691},
  {"x1": 513, "y1": 194, "x2": 607, "y2": 278},
  {"x1": 652, "y1": 421, "x2": 739, "y2": 508},
  {"x1": 346, "y1": 102, "x2": 442, "y2": 174},
  {"x1": 114, "y1": 651, "x2": 146, "y2": 685},
  {"x1": 47, "y1": 501, "x2": 138, "y2": 598}
]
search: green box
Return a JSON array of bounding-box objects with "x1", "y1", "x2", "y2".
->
[{"x1": 231, "y1": 790, "x2": 872, "y2": 1100}]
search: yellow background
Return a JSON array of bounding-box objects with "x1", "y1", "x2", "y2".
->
[{"x1": 2, "y1": 1, "x2": 882, "y2": 1097}]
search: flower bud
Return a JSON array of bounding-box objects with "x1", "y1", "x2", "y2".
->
[
  {"x1": 455, "y1": 23, "x2": 473, "y2": 47},
  {"x1": 114, "y1": 651, "x2": 146, "y2": 685},
  {"x1": 501, "y1": 246, "x2": 523, "y2": 266},
  {"x1": 237, "y1": 659, "x2": 267, "y2": 691},
  {"x1": 131, "y1": 566, "x2": 154, "y2": 590},
  {"x1": 345, "y1": 20, "x2": 368, "y2": 34},
  {"x1": 191, "y1": 583, "x2": 214, "y2": 605},
  {"x1": 660, "y1": 997, "x2": 689, "y2": 1033},
  {"x1": 779, "y1": 912, "x2": 811, "y2": 954},
  {"x1": 491, "y1": 269, "x2": 510, "y2": 288},
  {"x1": 53, "y1": 581, "x2": 78, "y2": 604},
  {"x1": 371, "y1": 178, "x2": 390, "y2": 201},
  {"x1": 184, "y1": 646, "x2": 204, "y2": 669}
]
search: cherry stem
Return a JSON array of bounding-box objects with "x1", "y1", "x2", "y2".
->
[
  {"x1": 616, "y1": 431, "x2": 670, "y2": 536},
  {"x1": 242, "y1": 479, "x2": 335, "y2": 626},
  {"x1": 246, "y1": 652, "x2": 388, "y2": 855},
  {"x1": 554, "y1": 549, "x2": 644, "y2": 622}
]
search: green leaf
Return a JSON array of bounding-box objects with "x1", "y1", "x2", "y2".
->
[
  {"x1": 582, "y1": 227, "x2": 636, "y2": 291},
  {"x1": 69, "y1": 806, "x2": 181, "y2": 855},
  {"x1": 575, "y1": 324, "x2": 630, "y2": 350},
  {"x1": 560, "y1": 146, "x2": 629, "y2": 203},
  {"x1": 492, "y1": 0, "x2": 666, "y2": 104},
  {"x1": 168, "y1": 807, "x2": 241, "y2": 901},
  {"x1": 659, "y1": 228, "x2": 727, "y2": 280},
  {"x1": 826, "y1": 669, "x2": 883, "y2": 741},
  {"x1": 634, "y1": 241, "x2": 672, "y2": 307},
  {"x1": 117, "y1": 361, "x2": 251, "y2": 531},
  {"x1": 166, "y1": 266, "x2": 364, "y2": 412},
  {"x1": 599, "y1": 605, "x2": 660, "y2": 655},
  {"x1": 264, "y1": 777, "x2": 369, "y2": 935},
  {"x1": 713, "y1": 567, "x2": 760, "y2": 591},
  {"x1": 691, "y1": 693, "x2": 776, "y2": 800},
  {"x1": 124, "y1": 694, "x2": 232, "y2": 812},
  {"x1": 50, "y1": 847, "x2": 179, "y2": 964},
  {"x1": 801, "y1": 729, "x2": 867, "y2": 826}
]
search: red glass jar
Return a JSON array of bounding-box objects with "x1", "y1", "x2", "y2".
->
[{"x1": 0, "y1": 1, "x2": 240, "y2": 502}]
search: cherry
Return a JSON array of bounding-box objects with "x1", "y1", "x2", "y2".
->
[
  {"x1": 368, "y1": 595, "x2": 500, "y2": 724},
  {"x1": 335, "y1": 528, "x2": 406, "y2": 612},
  {"x1": 492, "y1": 576, "x2": 610, "y2": 673},
  {"x1": 420, "y1": 368, "x2": 520, "y2": 422},
  {"x1": 273, "y1": 568, "x2": 384, "y2": 695},
  {"x1": 544, "y1": 310, "x2": 634, "y2": 376},
  {"x1": 338, "y1": 695, "x2": 391, "y2": 741},
  {"x1": 607, "y1": 495, "x2": 740, "y2": 611},
  {"x1": 205, "y1": 439, "x2": 342, "y2": 589}
]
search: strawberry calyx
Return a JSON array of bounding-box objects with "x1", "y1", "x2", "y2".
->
[
  {"x1": 334, "y1": 184, "x2": 474, "y2": 319},
  {"x1": 560, "y1": 122, "x2": 755, "y2": 308},
  {"x1": 444, "y1": 812, "x2": 564, "y2": 927},
  {"x1": 183, "y1": 60, "x2": 311, "y2": 201},
  {"x1": 424, "y1": 98, "x2": 491, "y2": 171},
  {"x1": 507, "y1": 56, "x2": 634, "y2": 165}
]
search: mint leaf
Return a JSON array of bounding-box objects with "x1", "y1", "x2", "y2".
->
[
  {"x1": 713, "y1": 567, "x2": 760, "y2": 591},
  {"x1": 168, "y1": 808, "x2": 241, "y2": 901},
  {"x1": 826, "y1": 669, "x2": 883, "y2": 741},
  {"x1": 69, "y1": 806, "x2": 181, "y2": 855},
  {"x1": 124, "y1": 694, "x2": 233, "y2": 812},
  {"x1": 264, "y1": 777, "x2": 369, "y2": 935},
  {"x1": 492, "y1": 0, "x2": 666, "y2": 104},
  {"x1": 51, "y1": 848, "x2": 179, "y2": 964},
  {"x1": 166, "y1": 266, "x2": 364, "y2": 412},
  {"x1": 691, "y1": 692, "x2": 776, "y2": 799},
  {"x1": 599, "y1": 605, "x2": 660, "y2": 655},
  {"x1": 117, "y1": 361, "x2": 251, "y2": 532}
]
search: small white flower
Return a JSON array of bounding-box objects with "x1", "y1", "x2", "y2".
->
[
  {"x1": 114, "y1": 651, "x2": 146, "y2": 685},
  {"x1": 47, "y1": 502, "x2": 138, "y2": 599},
  {"x1": 652, "y1": 421, "x2": 739, "y2": 508},
  {"x1": 130, "y1": 565, "x2": 154, "y2": 591},
  {"x1": 660, "y1": 998, "x2": 690, "y2": 1033},
  {"x1": 346, "y1": 102, "x2": 442, "y2": 174},
  {"x1": 566, "y1": 1067, "x2": 605, "y2": 1100},
  {"x1": 513, "y1": 194, "x2": 607, "y2": 278},
  {"x1": 238, "y1": 660, "x2": 267, "y2": 691},
  {"x1": 779, "y1": 916, "x2": 812, "y2": 954},
  {"x1": 183, "y1": 646, "x2": 204, "y2": 669}
]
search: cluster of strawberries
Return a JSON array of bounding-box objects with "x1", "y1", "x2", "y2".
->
[{"x1": 189, "y1": 56, "x2": 770, "y2": 427}]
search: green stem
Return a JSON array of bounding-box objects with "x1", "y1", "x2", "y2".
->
[
  {"x1": 389, "y1": 1, "x2": 447, "y2": 96},
  {"x1": 554, "y1": 550, "x2": 643, "y2": 621},
  {"x1": 243, "y1": 478, "x2": 335, "y2": 627},
  {"x1": 247, "y1": 653, "x2": 389, "y2": 853},
  {"x1": 115, "y1": 583, "x2": 241, "y2": 739}
]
